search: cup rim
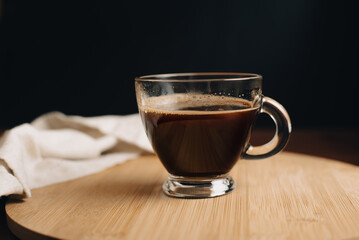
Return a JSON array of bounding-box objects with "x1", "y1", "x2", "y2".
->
[{"x1": 135, "y1": 72, "x2": 262, "y2": 82}]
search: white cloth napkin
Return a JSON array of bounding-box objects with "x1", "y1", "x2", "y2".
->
[{"x1": 0, "y1": 112, "x2": 153, "y2": 198}]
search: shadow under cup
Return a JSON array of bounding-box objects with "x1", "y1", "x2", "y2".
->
[{"x1": 135, "y1": 73, "x2": 291, "y2": 198}]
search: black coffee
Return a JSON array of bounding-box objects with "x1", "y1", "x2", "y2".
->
[{"x1": 140, "y1": 97, "x2": 259, "y2": 177}]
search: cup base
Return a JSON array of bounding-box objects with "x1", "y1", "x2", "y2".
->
[{"x1": 162, "y1": 174, "x2": 235, "y2": 198}]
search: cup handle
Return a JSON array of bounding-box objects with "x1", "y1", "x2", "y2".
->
[{"x1": 243, "y1": 96, "x2": 292, "y2": 160}]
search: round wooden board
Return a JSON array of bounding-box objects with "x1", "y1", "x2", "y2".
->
[{"x1": 5, "y1": 152, "x2": 359, "y2": 240}]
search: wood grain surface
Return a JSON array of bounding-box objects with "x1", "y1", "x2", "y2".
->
[{"x1": 5, "y1": 152, "x2": 359, "y2": 240}]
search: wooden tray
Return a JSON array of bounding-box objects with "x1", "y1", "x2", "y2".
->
[{"x1": 6, "y1": 152, "x2": 359, "y2": 240}]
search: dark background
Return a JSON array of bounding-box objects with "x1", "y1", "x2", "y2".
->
[{"x1": 0, "y1": 0, "x2": 358, "y2": 129}]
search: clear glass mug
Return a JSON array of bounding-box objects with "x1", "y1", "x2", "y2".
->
[{"x1": 135, "y1": 73, "x2": 291, "y2": 198}]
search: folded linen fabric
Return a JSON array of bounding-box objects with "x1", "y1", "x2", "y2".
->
[{"x1": 0, "y1": 112, "x2": 152, "y2": 198}]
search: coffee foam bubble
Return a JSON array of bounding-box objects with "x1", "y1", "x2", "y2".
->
[{"x1": 140, "y1": 93, "x2": 258, "y2": 115}]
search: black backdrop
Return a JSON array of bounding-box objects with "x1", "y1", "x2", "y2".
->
[{"x1": 0, "y1": 0, "x2": 358, "y2": 128}]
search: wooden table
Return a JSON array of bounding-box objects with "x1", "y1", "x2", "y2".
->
[{"x1": 1, "y1": 128, "x2": 359, "y2": 239}]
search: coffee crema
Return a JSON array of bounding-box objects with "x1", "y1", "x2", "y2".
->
[{"x1": 140, "y1": 95, "x2": 259, "y2": 177}]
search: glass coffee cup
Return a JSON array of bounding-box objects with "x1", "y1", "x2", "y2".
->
[{"x1": 135, "y1": 73, "x2": 291, "y2": 198}]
